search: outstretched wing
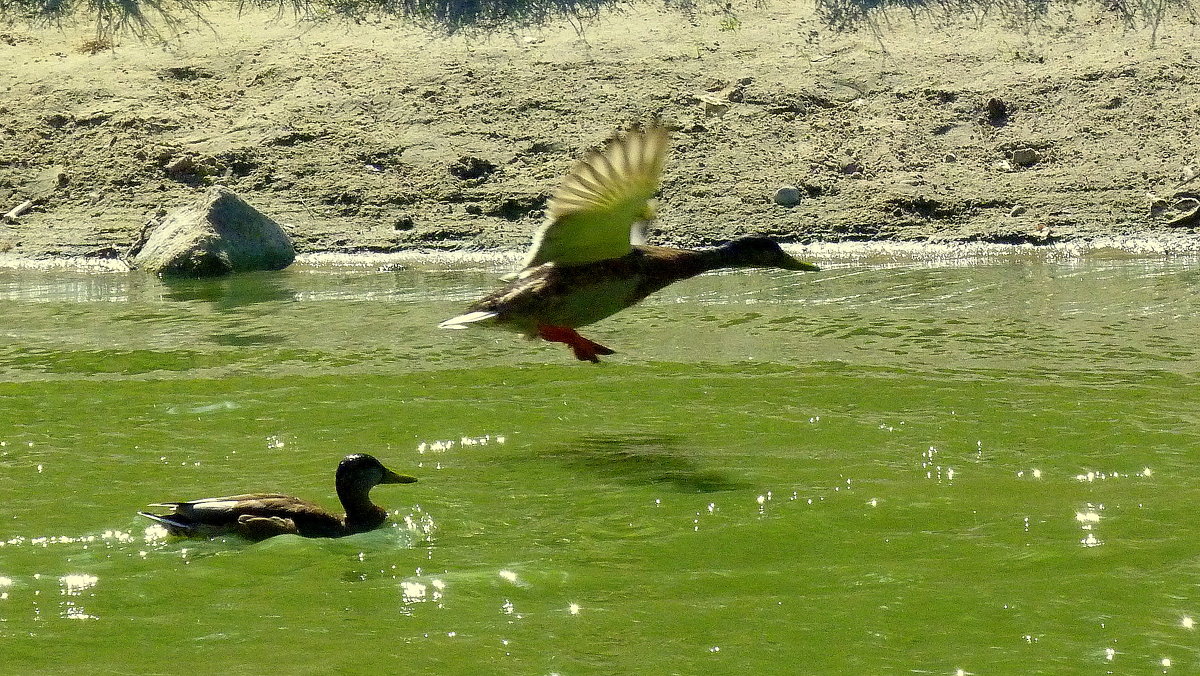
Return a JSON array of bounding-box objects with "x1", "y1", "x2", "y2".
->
[{"x1": 520, "y1": 125, "x2": 669, "y2": 270}]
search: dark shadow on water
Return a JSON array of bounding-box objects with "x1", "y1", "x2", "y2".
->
[
  {"x1": 543, "y1": 433, "x2": 741, "y2": 493},
  {"x1": 208, "y1": 331, "x2": 288, "y2": 346},
  {"x1": 160, "y1": 271, "x2": 297, "y2": 310}
]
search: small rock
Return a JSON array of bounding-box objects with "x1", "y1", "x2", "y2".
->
[
  {"x1": 773, "y1": 186, "x2": 802, "y2": 207},
  {"x1": 44, "y1": 113, "x2": 72, "y2": 128},
  {"x1": 449, "y1": 156, "x2": 496, "y2": 181},
  {"x1": 1165, "y1": 198, "x2": 1200, "y2": 227},
  {"x1": 394, "y1": 215, "x2": 415, "y2": 231},
  {"x1": 985, "y1": 97, "x2": 1009, "y2": 125},
  {"x1": 1009, "y1": 205, "x2": 1028, "y2": 217},
  {"x1": 1011, "y1": 148, "x2": 1041, "y2": 167},
  {"x1": 943, "y1": 153, "x2": 958, "y2": 163},
  {"x1": 699, "y1": 97, "x2": 729, "y2": 118},
  {"x1": 1149, "y1": 197, "x2": 1171, "y2": 218},
  {"x1": 839, "y1": 159, "x2": 863, "y2": 176},
  {"x1": 130, "y1": 186, "x2": 294, "y2": 276},
  {"x1": 163, "y1": 155, "x2": 195, "y2": 176},
  {"x1": 1101, "y1": 96, "x2": 1123, "y2": 110}
]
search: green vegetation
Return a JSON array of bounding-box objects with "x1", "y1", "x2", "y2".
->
[
  {"x1": 0, "y1": 0, "x2": 1193, "y2": 38},
  {"x1": 817, "y1": 0, "x2": 1195, "y2": 39},
  {"x1": 0, "y1": 0, "x2": 642, "y2": 35}
]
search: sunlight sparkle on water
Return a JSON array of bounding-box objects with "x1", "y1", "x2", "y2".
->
[
  {"x1": 568, "y1": 603, "x2": 581, "y2": 615},
  {"x1": 143, "y1": 525, "x2": 169, "y2": 542},
  {"x1": 59, "y1": 574, "x2": 98, "y2": 594},
  {"x1": 401, "y1": 581, "x2": 426, "y2": 603},
  {"x1": 418, "y1": 434, "x2": 506, "y2": 454},
  {"x1": 1183, "y1": 616, "x2": 1195, "y2": 629},
  {"x1": 59, "y1": 574, "x2": 100, "y2": 619}
]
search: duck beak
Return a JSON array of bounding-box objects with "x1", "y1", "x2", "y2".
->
[
  {"x1": 381, "y1": 469, "x2": 418, "y2": 484},
  {"x1": 782, "y1": 257, "x2": 821, "y2": 272}
]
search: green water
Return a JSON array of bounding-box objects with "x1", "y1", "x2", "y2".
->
[{"x1": 1, "y1": 252, "x2": 1198, "y2": 674}]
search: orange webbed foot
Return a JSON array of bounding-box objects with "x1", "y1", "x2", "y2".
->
[{"x1": 537, "y1": 325, "x2": 616, "y2": 363}]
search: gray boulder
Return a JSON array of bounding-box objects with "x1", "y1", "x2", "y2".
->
[{"x1": 131, "y1": 187, "x2": 295, "y2": 276}]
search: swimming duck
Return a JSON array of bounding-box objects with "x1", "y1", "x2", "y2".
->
[
  {"x1": 439, "y1": 124, "x2": 820, "y2": 362},
  {"x1": 138, "y1": 454, "x2": 417, "y2": 541}
]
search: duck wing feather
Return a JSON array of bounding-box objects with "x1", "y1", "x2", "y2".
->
[{"x1": 519, "y1": 126, "x2": 668, "y2": 270}]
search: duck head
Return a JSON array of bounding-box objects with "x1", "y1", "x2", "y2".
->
[
  {"x1": 716, "y1": 237, "x2": 820, "y2": 271},
  {"x1": 337, "y1": 454, "x2": 418, "y2": 491}
]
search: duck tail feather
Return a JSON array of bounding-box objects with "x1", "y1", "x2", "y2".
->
[
  {"x1": 438, "y1": 311, "x2": 498, "y2": 329},
  {"x1": 138, "y1": 511, "x2": 191, "y2": 531}
]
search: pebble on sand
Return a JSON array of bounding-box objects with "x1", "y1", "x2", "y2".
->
[
  {"x1": 773, "y1": 186, "x2": 802, "y2": 207},
  {"x1": 1011, "y1": 148, "x2": 1042, "y2": 167}
]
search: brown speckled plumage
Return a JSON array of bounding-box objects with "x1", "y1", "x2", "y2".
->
[
  {"x1": 439, "y1": 124, "x2": 820, "y2": 361},
  {"x1": 138, "y1": 454, "x2": 417, "y2": 541}
]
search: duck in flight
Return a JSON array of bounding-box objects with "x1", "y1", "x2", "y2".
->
[
  {"x1": 439, "y1": 124, "x2": 820, "y2": 362},
  {"x1": 138, "y1": 454, "x2": 417, "y2": 541}
]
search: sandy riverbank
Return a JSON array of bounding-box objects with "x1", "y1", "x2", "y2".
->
[{"x1": 1, "y1": 3, "x2": 1198, "y2": 263}]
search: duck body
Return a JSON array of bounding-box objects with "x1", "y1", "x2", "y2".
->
[
  {"x1": 439, "y1": 124, "x2": 820, "y2": 362},
  {"x1": 442, "y1": 239, "x2": 818, "y2": 362},
  {"x1": 138, "y1": 454, "x2": 416, "y2": 541},
  {"x1": 460, "y1": 246, "x2": 693, "y2": 331}
]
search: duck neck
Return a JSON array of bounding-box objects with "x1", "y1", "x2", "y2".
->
[
  {"x1": 696, "y1": 241, "x2": 769, "y2": 271},
  {"x1": 696, "y1": 246, "x2": 736, "y2": 272},
  {"x1": 634, "y1": 245, "x2": 728, "y2": 281},
  {"x1": 338, "y1": 482, "x2": 387, "y2": 533}
]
